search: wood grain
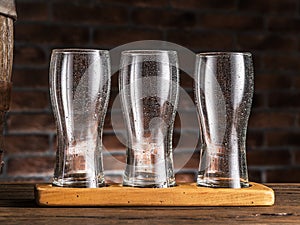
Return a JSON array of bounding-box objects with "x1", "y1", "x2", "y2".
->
[
  {"x1": 1, "y1": 183, "x2": 300, "y2": 224},
  {"x1": 0, "y1": 14, "x2": 14, "y2": 174},
  {"x1": 35, "y1": 182, "x2": 274, "y2": 206},
  {"x1": 0, "y1": 15, "x2": 14, "y2": 82}
]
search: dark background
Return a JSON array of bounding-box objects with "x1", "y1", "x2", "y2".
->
[{"x1": 1, "y1": 0, "x2": 299, "y2": 183}]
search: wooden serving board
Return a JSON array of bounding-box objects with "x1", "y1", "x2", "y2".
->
[{"x1": 35, "y1": 182, "x2": 275, "y2": 207}]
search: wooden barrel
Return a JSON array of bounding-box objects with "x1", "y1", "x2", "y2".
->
[{"x1": 0, "y1": 0, "x2": 16, "y2": 172}]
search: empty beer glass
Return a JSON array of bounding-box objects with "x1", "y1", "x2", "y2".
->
[
  {"x1": 119, "y1": 50, "x2": 179, "y2": 188},
  {"x1": 194, "y1": 52, "x2": 254, "y2": 188},
  {"x1": 50, "y1": 49, "x2": 111, "y2": 188}
]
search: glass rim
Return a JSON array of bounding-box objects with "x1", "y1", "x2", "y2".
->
[
  {"x1": 196, "y1": 52, "x2": 252, "y2": 57},
  {"x1": 52, "y1": 48, "x2": 109, "y2": 54},
  {"x1": 121, "y1": 50, "x2": 177, "y2": 56}
]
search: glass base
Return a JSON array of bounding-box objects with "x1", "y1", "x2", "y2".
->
[
  {"x1": 123, "y1": 172, "x2": 175, "y2": 188},
  {"x1": 53, "y1": 173, "x2": 105, "y2": 188},
  {"x1": 197, "y1": 176, "x2": 249, "y2": 188}
]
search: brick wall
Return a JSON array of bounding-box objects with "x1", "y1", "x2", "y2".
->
[{"x1": 1, "y1": 0, "x2": 300, "y2": 183}]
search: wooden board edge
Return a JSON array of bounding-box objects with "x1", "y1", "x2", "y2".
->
[{"x1": 35, "y1": 182, "x2": 275, "y2": 207}]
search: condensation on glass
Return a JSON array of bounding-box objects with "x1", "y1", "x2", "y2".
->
[
  {"x1": 50, "y1": 49, "x2": 111, "y2": 187},
  {"x1": 119, "y1": 50, "x2": 179, "y2": 188},
  {"x1": 194, "y1": 52, "x2": 254, "y2": 188}
]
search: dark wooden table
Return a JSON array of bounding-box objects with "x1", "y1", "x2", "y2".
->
[{"x1": 0, "y1": 183, "x2": 299, "y2": 224}]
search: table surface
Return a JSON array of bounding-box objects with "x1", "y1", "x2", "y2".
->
[{"x1": 0, "y1": 183, "x2": 299, "y2": 224}]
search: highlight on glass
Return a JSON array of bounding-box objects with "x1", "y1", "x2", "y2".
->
[
  {"x1": 119, "y1": 50, "x2": 179, "y2": 188},
  {"x1": 49, "y1": 49, "x2": 111, "y2": 188},
  {"x1": 194, "y1": 52, "x2": 254, "y2": 188}
]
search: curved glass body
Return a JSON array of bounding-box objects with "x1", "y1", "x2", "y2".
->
[
  {"x1": 119, "y1": 50, "x2": 179, "y2": 188},
  {"x1": 194, "y1": 52, "x2": 254, "y2": 188},
  {"x1": 50, "y1": 49, "x2": 110, "y2": 187}
]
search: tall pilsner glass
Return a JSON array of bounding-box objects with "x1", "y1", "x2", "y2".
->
[
  {"x1": 119, "y1": 50, "x2": 179, "y2": 188},
  {"x1": 50, "y1": 49, "x2": 110, "y2": 187},
  {"x1": 194, "y1": 52, "x2": 254, "y2": 188}
]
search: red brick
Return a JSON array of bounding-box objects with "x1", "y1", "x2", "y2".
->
[
  {"x1": 10, "y1": 91, "x2": 49, "y2": 111},
  {"x1": 7, "y1": 114, "x2": 56, "y2": 133},
  {"x1": 105, "y1": 175, "x2": 123, "y2": 184},
  {"x1": 7, "y1": 156, "x2": 55, "y2": 176},
  {"x1": 237, "y1": 34, "x2": 297, "y2": 52},
  {"x1": 167, "y1": 31, "x2": 234, "y2": 51},
  {"x1": 111, "y1": 72, "x2": 119, "y2": 89},
  {"x1": 293, "y1": 150, "x2": 300, "y2": 165},
  {"x1": 52, "y1": 3, "x2": 128, "y2": 25},
  {"x1": 197, "y1": 14, "x2": 263, "y2": 31},
  {"x1": 268, "y1": 17, "x2": 300, "y2": 33},
  {"x1": 107, "y1": 91, "x2": 119, "y2": 112},
  {"x1": 268, "y1": 92, "x2": 300, "y2": 108},
  {"x1": 174, "y1": 151, "x2": 199, "y2": 170},
  {"x1": 5, "y1": 135, "x2": 50, "y2": 154},
  {"x1": 252, "y1": 53, "x2": 264, "y2": 70},
  {"x1": 247, "y1": 150, "x2": 291, "y2": 166},
  {"x1": 296, "y1": 114, "x2": 300, "y2": 126},
  {"x1": 103, "y1": 134, "x2": 126, "y2": 151},
  {"x1": 248, "y1": 170, "x2": 262, "y2": 183},
  {"x1": 17, "y1": 2, "x2": 48, "y2": 21},
  {"x1": 177, "y1": 90, "x2": 195, "y2": 110},
  {"x1": 255, "y1": 73, "x2": 292, "y2": 91},
  {"x1": 246, "y1": 131, "x2": 264, "y2": 149},
  {"x1": 173, "y1": 132, "x2": 199, "y2": 150},
  {"x1": 266, "y1": 169, "x2": 300, "y2": 182},
  {"x1": 103, "y1": 154, "x2": 126, "y2": 171},
  {"x1": 263, "y1": 54, "x2": 300, "y2": 72},
  {"x1": 104, "y1": 111, "x2": 124, "y2": 131},
  {"x1": 102, "y1": 0, "x2": 169, "y2": 7},
  {"x1": 94, "y1": 28, "x2": 163, "y2": 47},
  {"x1": 170, "y1": 0, "x2": 236, "y2": 10},
  {"x1": 103, "y1": 112, "x2": 113, "y2": 131},
  {"x1": 12, "y1": 68, "x2": 49, "y2": 88},
  {"x1": 104, "y1": 109, "x2": 126, "y2": 132},
  {"x1": 175, "y1": 172, "x2": 196, "y2": 183},
  {"x1": 15, "y1": 24, "x2": 89, "y2": 45},
  {"x1": 266, "y1": 131, "x2": 300, "y2": 147},
  {"x1": 249, "y1": 112, "x2": 295, "y2": 129},
  {"x1": 252, "y1": 93, "x2": 266, "y2": 109},
  {"x1": 0, "y1": 177, "x2": 51, "y2": 183},
  {"x1": 174, "y1": 111, "x2": 199, "y2": 130},
  {"x1": 293, "y1": 76, "x2": 300, "y2": 89},
  {"x1": 180, "y1": 71, "x2": 194, "y2": 88},
  {"x1": 6, "y1": 0, "x2": 300, "y2": 184},
  {"x1": 132, "y1": 9, "x2": 196, "y2": 28},
  {"x1": 14, "y1": 46, "x2": 47, "y2": 66},
  {"x1": 239, "y1": 0, "x2": 298, "y2": 14}
]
